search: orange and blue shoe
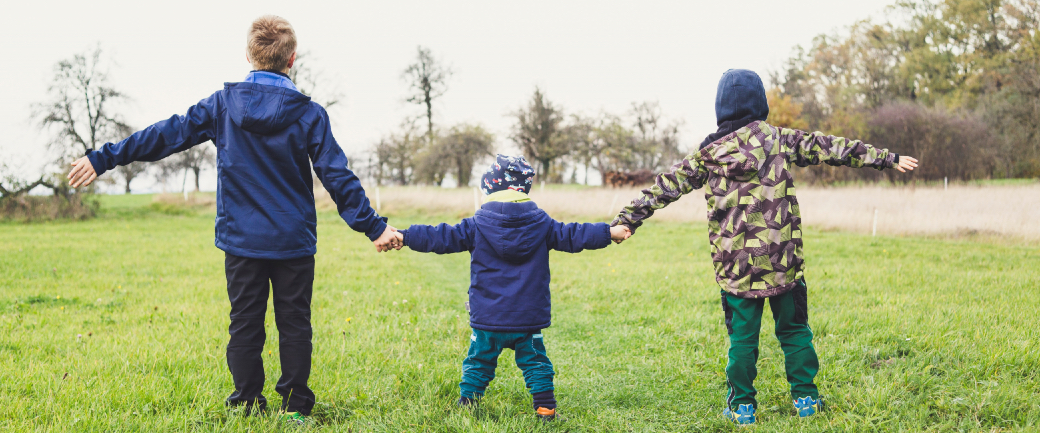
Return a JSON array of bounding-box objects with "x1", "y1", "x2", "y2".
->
[
  {"x1": 722, "y1": 404, "x2": 756, "y2": 425},
  {"x1": 794, "y1": 396, "x2": 823, "y2": 417},
  {"x1": 535, "y1": 407, "x2": 556, "y2": 421}
]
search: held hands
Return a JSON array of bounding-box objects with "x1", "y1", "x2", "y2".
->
[
  {"x1": 610, "y1": 225, "x2": 632, "y2": 244},
  {"x1": 373, "y1": 226, "x2": 404, "y2": 252},
  {"x1": 67, "y1": 156, "x2": 98, "y2": 188},
  {"x1": 896, "y1": 156, "x2": 919, "y2": 173}
]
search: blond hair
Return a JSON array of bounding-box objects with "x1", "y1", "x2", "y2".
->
[{"x1": 247, "y1": 15, "x2": 297, "y2": 71}]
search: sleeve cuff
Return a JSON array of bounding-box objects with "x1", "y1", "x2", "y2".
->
[
  {"x1": 598, "y1": 223, "x2": 612, "y2": 248},
  {"x1": 85, "y1": 149, "x2": 108, "y2": 177},
  {"x1": 364, "y1": 217, "x2": 389, "y2": 241}
]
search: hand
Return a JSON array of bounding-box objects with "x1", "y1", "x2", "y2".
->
[
  {"x1": 895, "y1": 156, "x2": 919, "y2": 173},
  {"x1": 373, "y1": 226, "x2": 402, "y2": 252},
  {"x1": 67, "y1": 156, "x2": 98, "y2": 188},
  {"x1": 610, "y1": 225, "x2": 632, "y2": 244}
]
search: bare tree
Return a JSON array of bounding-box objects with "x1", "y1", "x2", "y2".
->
[
  {"x1": 34, "y1": 46, "x2": 144, "y2": 193},
  {"x1": 0, "y1": 162, "x2": 58, "y2": 199},
  {"x1": 511, "y1": 88, "x2": 571, "y2": 182},
  {"x1": 402, "y1": 46, "x2": 453, "y2": 144},
  {"x1": 153, "y1": 143, "x2": 216, "y2": 193},
  {"x1": 35, "y1": 46, "x2": 129, "y2": 160},
  {"x1": 373, "y1": 121, "x2": 424, "y2": 185},
  {"x1": 629, "y1": 101, "x2": 684, "y2": 172},
  {"x1": 288, "y1": 50, "x2": 344, "y2": 108}
]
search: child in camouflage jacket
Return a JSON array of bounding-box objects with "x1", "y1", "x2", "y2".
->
[{"x1": 612, "y1": 69, "x2": 918, "y2": 425}]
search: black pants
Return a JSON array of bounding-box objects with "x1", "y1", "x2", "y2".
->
[{"x1": 224, "y1": 253, "x2": 316, "y2": 415}]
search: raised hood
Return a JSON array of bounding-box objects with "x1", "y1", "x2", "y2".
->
[
  {"x1": 473, "y1": 201, "x2": 552, "y2": 262},
  {"x1": 224, "y1": 82, "x2": 312, "y2": 135}
]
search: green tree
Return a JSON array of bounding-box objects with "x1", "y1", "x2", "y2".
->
[
  {"x1": 441, "y1": 124, "x2": 495, "y2": 187},
  {"x1": 510, "y1": 88, "x2": 570, "y2": 182}
]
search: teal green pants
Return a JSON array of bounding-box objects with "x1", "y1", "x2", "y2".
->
[
  {"x1": 460, "y1": 329, "x2": 554, "y2": 399},
  {"x1": 722, "y1": 279, "x2": 819, "y2": 409}
]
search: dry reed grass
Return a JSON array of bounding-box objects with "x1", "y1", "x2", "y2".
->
[
  {"x1": 153, "y1": 193, "x2": 217, "y2": 207},
  {"x1": 317, "y1": 183, "x2": 1040, "y2": 241}
]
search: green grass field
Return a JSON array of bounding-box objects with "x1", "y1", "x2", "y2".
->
[{"x1": 2, "y1": 194, "x2": 1039, "y2": 432}]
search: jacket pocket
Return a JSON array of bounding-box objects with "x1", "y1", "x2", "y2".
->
[
  {"x1": 720, "y1": 290, "x2": 734, "y2": 335},
  {"x1": 792, "y1": 279, "x2": 809, "y2": 324}
]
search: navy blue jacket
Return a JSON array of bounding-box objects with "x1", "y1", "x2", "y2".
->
[
  {"x1": 400, "y1": 201, "x2": 611, "y2": 332},
  {"x1": 86, "y1": 82, "x2": 386, "y2": 259}
]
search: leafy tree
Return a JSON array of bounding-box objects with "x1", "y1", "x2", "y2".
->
[
  {"x1": 772, "y1": 0, "x2": 1040, "y2": 181},
  {"x1": 565, "y1": 115, "x2": 600, "y2": 185},
  {"x1": 766, "y1": 89, "x2": 809, "y2": 130},
  {"x1": 592, "y1": 115, "x2": 635, "y2": 174},
  {"x1": 510, "y1": 88, "x2": 570, "y2": 182},
  {"x1": 441, "y1": 124, "x2": 495, "y2": 187}
]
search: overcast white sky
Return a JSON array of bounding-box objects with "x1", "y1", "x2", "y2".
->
[{"x1": 2, "y1": 0, "x2": 894, "y2": 192}]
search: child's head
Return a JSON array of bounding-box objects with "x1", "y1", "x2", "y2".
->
[
  {"x1": 247, "y1": 15, "x2": 297, "y2": 73},
  {"x1": 481, "y1": 155, "x2": 536, "y2": 195},
  {"x1": 714, "y1": 69, "x2": 768, "y2": 126}
]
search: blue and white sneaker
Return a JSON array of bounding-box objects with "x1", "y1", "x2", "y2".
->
[
  {"x1": 722, "y1": 404, "x2": 756, "y2": 425},
  {"x1": 794, "y1": 396, "x2": 822, "y2": 417}
]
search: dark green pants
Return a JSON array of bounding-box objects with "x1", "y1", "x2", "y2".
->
[
  {"x1": 722, "y1": 279, "x2": 819, "y2": 409},
  {"x1": 460, "y1": 329, "x2": 554, "y2": 399}
]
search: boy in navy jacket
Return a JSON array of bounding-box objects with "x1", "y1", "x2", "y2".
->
[
  {"x1": 66, "y1": 16, "x2": 399, "y2": 422},
  {"x1": 393, "y1": 155, "x2": 631, "y2": 420}
]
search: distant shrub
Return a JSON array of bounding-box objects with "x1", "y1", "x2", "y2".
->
[
  {"x1": 869, "y1": 102, "x2": 996, "y2": 182},
  {"x1": 0, "y1": 193, "x2": 98, "y2": 222}
]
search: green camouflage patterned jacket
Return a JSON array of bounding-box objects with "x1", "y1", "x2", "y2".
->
[{"x1": 612, "y1": 121, "x2": 897, "y2": 298}]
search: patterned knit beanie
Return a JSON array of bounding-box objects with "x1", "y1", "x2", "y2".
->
[{"x1": 481, "y1": 154, "x2": 536, "y2": 195}]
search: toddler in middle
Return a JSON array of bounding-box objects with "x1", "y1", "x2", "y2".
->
[{"x1": 393, "y1": 155, "x2": 630, "y2": 420}]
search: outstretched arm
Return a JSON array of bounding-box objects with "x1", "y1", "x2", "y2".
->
[
  {"x1": 400, "y1": 219, "x2": 476, "y2": 254},
  {"x1": 611, "y1": 154, "x2": 709, "y2": 234},
  {"x1": 547, "y1": 221, "x2": 612, "y2": 253},
  {"x1": 780, "y1": 127, "x2": 898, "y2": 170},
  {"x1": 308, "y1": 108, "x2": 388, "y2": 243},
  {"x1": 69, "y1": 93, "x2": 219, "y2": 187}
]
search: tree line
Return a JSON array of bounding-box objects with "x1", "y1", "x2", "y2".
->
[
  {"x1": 13, "y1": 0, "x2": 1019, "y2": 208},
  {"x1": 367, "y1": 48, "x2": 686, "y2": 187},
  {"x1": 769, "y1": 0, "x2": 1040, "y2": 184}
]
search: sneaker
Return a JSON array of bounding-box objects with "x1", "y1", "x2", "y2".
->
[
  {"x1": 457, "y1": 396, "x2": 478, "y2": 407},
  {"x1": 280, "y1": 411, "x2": 307, "y2": 426},
  {"x1": 794, "y1": 396, "x2": 822, "y2": 417},
  {"x1": 722, "y1": 404, "x2": 756, "y2": 425},
  {"x1": 535, "y1": 407, "x2": 556, "y2": 421}
]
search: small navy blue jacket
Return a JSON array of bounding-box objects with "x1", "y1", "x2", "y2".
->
[
  {"x1": 400, "y1": 201, "x2": 611, "y2": 332},
  {"x1": 86, "y1": 79, "x2": 386, "y2": 259}
]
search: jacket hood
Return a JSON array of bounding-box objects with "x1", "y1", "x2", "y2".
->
[
  {"x1": 224, "y1": 82, "x2": 312, "y2": 135},
  {"x1": 715, "y1": 69, "x2": 769, "y2": 127},
  {"x1": 473, "y1": 201, "x2": 552, "y2": 262}
]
